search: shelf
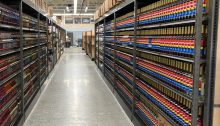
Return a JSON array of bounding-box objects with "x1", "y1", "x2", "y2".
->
[
  {"x1": 106, "y1": 30, "x2": 114, "y2": 33},
  {"x1": 137, "y1": 48, "x2": 195, "y2": 63},
  {"x1": 95, "y1": 0, "x2": 134, "y2": 23},
  {"x1": 135, "y1": 109, "x2": 153, "y2": 126},
  {"x1": 24, "y1": 73, "x2": 39, "y2": 90},
  {"x1": 105, "y1": 53, "x2": 114, "y2": 60},
  {"x1": 0, "y1": 81, "x2": 20, "y2": 102},
  {"x1": 138, "y1": 19, "x2": 196, "y2": 30},
  {"x1": 39, "y1": 30, "x2": 47, "y2": 33},
  {"x1": 24, "y1": 86, "x2": 40, "y2": 109},
  {"x1": 116, "y1": 44, "x2": 133, "y2": 50},
  {"x1": 40, "y1": 53, "x2": 47, "y2": 59},
  {"x1": 136, "y1": 68, "x2": 204, "y2": 103},
  {"x1": 0, "y1": 94, "x2": 19, "y2": 114},
  {"x1": 23, "y1": 44, "x2": 39, "y2": 50},
  {"x1": 24, "y1": 58, "x2": 38, "y2": 70},
  {"x1": 40, "y1": 66, "x2": 46, "y2": 73},
  {"x1": 115, "y1": 85, "x2": 133, "y2": 108},
  {"x1": 137, "y1": 35, "x2": 195, "y2": 39},
  {"x1": 137, "y1": 91, "x2": 179, "y2": 126},
  {"x1": 10, "y1": 112, "x2": 22, "y2": 126},
  {"x1": 23, "y1": 28, "x2": 38, "y2": 32},
  {"x1": 40, "y1": 75, "x2": 47, "y2": 85},
  {"x1": 0, "y1": 24, "x2": 20, "y2": 30},
  {"x1": 0, "y1": 49, "x2": 20, "y2": 57},
  {"x1": 116, "y1": 73, "x2": 133, "y2": 92},
  {"x1": 0, "y1": 70, "x2": 21, "y2": 86},
  {"x1": 116, "y1": 27, "x2": 134, "y2": 32},
  {"x1": 104, "y1": 63, "x2": 114, "y2": 73}
]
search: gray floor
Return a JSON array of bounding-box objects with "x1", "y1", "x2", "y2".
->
[{"x1": 24, "y1": 48, "x2": 133, "y2": 126}]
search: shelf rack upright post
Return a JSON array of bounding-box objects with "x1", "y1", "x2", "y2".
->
[
  {"x1": 131, "y1": 0, "x2": 137, "y2": 120},
  {"x1": 113, "y1": 12, "x2": 117, "y2": 89},
  {"x1": 203, "y1": 0, "x2": 220, "y2": 125},
  {"x1": 103, "y1": 18, "x2": 106, "y2": 75},
  {"x1": 19, "y1": 0, "x2": 25, "y2": 123}
]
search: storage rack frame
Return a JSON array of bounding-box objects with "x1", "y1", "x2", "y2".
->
[
  {"x1": 0, "y1": 0, "x2": 66, "y2": 125},
  {"x1": 95, "y1": 0, "x2": 219, "y2": 125},
  {"x1": 96, "y1": 20, "x2": 105, "y2": 72}
]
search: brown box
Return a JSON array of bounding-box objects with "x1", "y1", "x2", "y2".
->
[
  {"x1": 91, "y1": 30, "x2": 95, "y2": 45},
  {"x1": 112, "y1": 0, "x2": 116, "y2": 6},
  {"x1": 104, "y1": 0, "x2": 110, "y2": 12},
  {"x1": 215, "y1": 7, "x2": 220, "y2": 105},
  {"x1": 108, "y1": 0, "x2": 113, "y2": 9},
  {"x1": 86, "y1": 31, "x2": 91, "y2": 44},
  {"x1": 83, "y1": 31, "x2": 95, "y2": 60},
  {"x1": 48, "y1": 6, "x2": 53, "y2": 17},
  {"x1": 92, "y1": 45, "x2": 95, "y2": 59},
  {"x1": 82, "y1": 32, "x2": 86, "y2": 50},
  {"x1": 101, "y1": 3, "x2": 105, "y2": 16}
]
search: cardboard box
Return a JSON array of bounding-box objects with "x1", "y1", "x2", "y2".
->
[
  {"x1": 108, "y1": 0, "x2": 113, "y2": 9},
  {"x1": 213, "y1": 108, "x2": 220, "y2": 126},
  {"x1": 82, "y1": 30, "x2": 95, "y2": 60},
  {"x1": 215, "y1": 6, "x2": 220, "y2": 105},
  {"x1": 112, "y1": 0, "x2": 116, "y2": 6},
  {"x1": 48, "y1": 6, "x2": 53, "y2": 17},
  {"x1": 86, "y1": 31, "x2": 91, "y2": 44},
  {"x1": 82, "y1": 32, "x2": 86, "y2": 50},
  {"x1": 91, "y1": 30, "x2": 95, "y2": 45},
  {"x1": 104, "y1": 0, "x2": 110, "y2": 12}
]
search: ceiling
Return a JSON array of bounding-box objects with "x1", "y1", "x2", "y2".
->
[{"x1": 45, "y1": 0, "x2": 104, "y2": 16}]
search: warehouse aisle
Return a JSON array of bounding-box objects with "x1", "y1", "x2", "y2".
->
[{"x1": 23, "y1": 48, "x2": 133, "y2": 126}]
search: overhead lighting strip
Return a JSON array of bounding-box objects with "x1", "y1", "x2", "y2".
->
[
  {"x1": 74, "y1": 0, "x2": 77, "y2": 14},
  {"x1": 53, "y1": 13, "x2": 94, "y2": 16},
  {"x1": 85, "y1": 6, "x2": 88, "y2": 12}
]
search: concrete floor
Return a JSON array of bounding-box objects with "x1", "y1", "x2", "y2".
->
[{"x1": 24, "y1": 48, "x2": 133, "y2": 126}]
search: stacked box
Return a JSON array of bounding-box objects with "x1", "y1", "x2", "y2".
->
[
  {"x1": 82, "y1": 31, "x2": 95, "y2": 60},
  {"x1": 48, "y1": 6, "x2": 53, "y2": 17},
  {"x1": 94, "y1": 0, "x2": 125, "y2": 20}
]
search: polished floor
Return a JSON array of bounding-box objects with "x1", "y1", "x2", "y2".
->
[{"x1": 24, "y1": 48, "x2": 133, "y2": 126}]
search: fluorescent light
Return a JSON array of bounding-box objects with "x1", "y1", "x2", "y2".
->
[
  {"x1": 66, "y1": 6, "x2": 70, "y2": 12},
  {"x1": 85, "y1": 6, "x2": 88, "y2": 12},
  {"x1": 53, "y1": 13, "x2": 94, "y2": 16},
  {"x1": 74, "y1": 0, "x2": 77, "y2": 14}
]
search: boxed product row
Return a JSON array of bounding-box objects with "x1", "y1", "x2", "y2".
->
[
  {"x1": 94, "y1": 0, "x2": 124, "y2": 20},
  {"x1": 30, "y1": 0, "x2": 49, "y2": 14}
]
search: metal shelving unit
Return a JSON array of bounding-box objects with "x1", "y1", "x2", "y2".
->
[
  {"x1": 95, "y1": 0, "x2": 219, "y2": 125},
  {"x1": 0, "y1": 1, "x2": 66, "y2": 126}
]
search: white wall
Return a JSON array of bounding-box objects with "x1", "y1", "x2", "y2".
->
[
  {"x1": 63, "y1": 24, "x2": 94, "y2": 31},
  {"x1": 63, "y1": 23, "x2": 94, "y2": 46}
]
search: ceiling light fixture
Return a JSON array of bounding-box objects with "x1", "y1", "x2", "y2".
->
[
  {"x1": 85, "y1": 6, "x2": 88, "y2": 12},
  {"x1": 53, "y1": 13, "x2": 94, "y2": 16},
  {"x1": 66, "y1": 6, "x2": 70, "y2": 12},
  {"x1": 74, "y1": 0, "x2": 77, "y2": 14}
]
